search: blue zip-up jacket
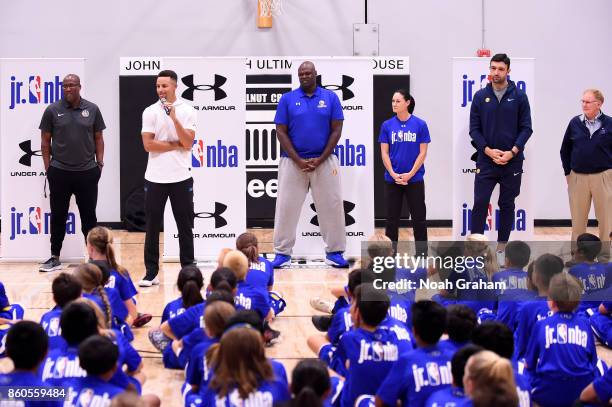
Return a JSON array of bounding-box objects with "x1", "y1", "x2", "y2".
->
[
  {"x1": 470, "y1": 80, "x2": 532, "y2": 164},
  {"x1": 560, "y1": 112, "x2": 611, "y2": 175}
]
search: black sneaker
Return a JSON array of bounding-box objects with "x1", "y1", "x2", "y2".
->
[
  {"x1": 39, "y1": 257, "x2": 62, "y2": 272},
  {"x1": 263, "y1": 327, "x2": 281, "y2": 346},
  {"x1": 311, "y1": 315, "x2": 332, "y2": 332},
  {"x1": 132, "y1": 312, "x2": 153, "y2": 328}
]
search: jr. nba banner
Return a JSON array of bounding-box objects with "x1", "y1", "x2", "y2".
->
[
  {"x1": 451, "y1": 57, "x2": 535, "y2": 240},
  {"x1": 0, "y1": 58, "x2": 85, "y2": 261},
  {"x1": 119, "y1": 57, "x2": 246, "y2": 261}
]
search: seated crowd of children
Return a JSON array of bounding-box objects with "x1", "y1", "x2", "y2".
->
[{"x1": 0, "y1": 228, "x2": 609, "y2": 406}]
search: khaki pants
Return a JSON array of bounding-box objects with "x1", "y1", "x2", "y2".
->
[
  {"x1": 273, "y1": 156, "x2": 346, "y2": 256},
  {"x1": 568, "y1": 169, "x2": 612, "y2": 261}
]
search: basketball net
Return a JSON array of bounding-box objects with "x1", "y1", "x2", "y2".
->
[{"x1": 257, "y1": 0, "x2": 282, "y2": 28}]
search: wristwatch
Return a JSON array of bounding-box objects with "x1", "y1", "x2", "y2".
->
[{"x1": 97, "y1": 161, "x2": 104, "y2": 168}]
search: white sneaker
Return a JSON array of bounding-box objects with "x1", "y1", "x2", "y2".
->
[
  {"x1": 309, "y1": 297, "x2": 334, "y2": 314},
  {"x1": 138, "y1": 277, "x2": 160, "y2": 287}
]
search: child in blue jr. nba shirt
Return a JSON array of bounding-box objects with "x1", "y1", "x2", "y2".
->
[
  {"x1": 307, "y1": 268, "x2": 365, "y2": 377},
  {"x1": 425, "y1": 344, "x2": 483, "y2": 407},
  {"x1": 472, "y1": 321, "x2": 531, "y2": 407},
  {"x1": 0, "y1": 281, "x2": 25, "y2": 356},
  {"x1": 514, "y1": 253, "x2": 564, "y2": 359},
  {"x1": 40, "y1": 273, "x2": 82, "y2": 351},
  {"x1": 236, "y1": 233, "x2": 287, "y2": 317},
  {"x1": 438, "y1": 304, "x2": 477, "y2": 355},
  {"x1": 283, "y1": 359, "x2": 344, "y2": 407},
  {"x1": 375, "y1": 301, "x2": 453, "y2": 407},
  {"x1": 525, "y1": 273, "x2": 599, "y2": 407},
  {"x1": 333, "y1": 284, "x2": 413, "y2": 407},
  {"x1": 87, "y1": 226, "x2": 151, "y2": 328},
  {"x1": 589, "y1": 300, "x2": 612, "y2": 348},
  {"x1": 161, "y1": 265, "x2": 204, "y2": 324},
  {"x1": 491, "y1": 240, "x2": 534, "y2": 329},
  {"x1": 183, "y1": 301, "x2": 235, "y2": 396},
  {"x1": 149, "y1": 267, "x2": 232, "y2": 353},
  {"x1": 222, "y1": 250, "x2": 272, "y2": 322},
  {"x1": 568, "y1": 233, "x2": 611, "y2": 314},
  {"x1": 223, "y1": 250, "x2": 280, "y2": 344},
  {"x1": 198, "y1": 324, "x2": 290, "y2": 406},
  {"x1": 0, "y1": 281, "x2": 24, "y2": 322},
  {"x1": 0, "y1": 321, "x2": 57, "y2": 407},
  {"x1": 64, "y1": 335, "x2": 125, "y2": 406},
  {"x1": 579, "y1": 367, "x2": 612, "y2": 406},
  {"x1": 156, "y1": 265, "x2": 204, "y2": 369}
]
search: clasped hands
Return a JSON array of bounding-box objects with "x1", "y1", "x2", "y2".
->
[
  {"x1": 297, "y1": 157, "x2": 323, "y2": 172},
  {"x1": 391, "y1": 171, "x2": 414, "y2": 185},
  {"x1": 485, "y1": 147, "x2": 515, "y2": 165}
]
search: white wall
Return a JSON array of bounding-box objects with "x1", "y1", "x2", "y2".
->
[
  {"x1": 370, "y1": 0, "x2": 612, "y2": 219},
  {"x1": 1, "y1": 0, "x2": 610, "y2": 221}
]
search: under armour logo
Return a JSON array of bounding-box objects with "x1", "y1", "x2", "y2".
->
[
  {"x1": 18, "y1": 140, "x2": 42, "y2": 167},
  {"x1": 316, "y1": 75, "x2": 355, "y2": 101},
  {"x1": 310, "y1": 200, "x2": 356, "y2": 227},
  {"x1": 194, "y1": 202, "x2": 228, "y2": 228},
  {"x1": 181, "y1": 74, "x2": 227, "y2": 101}
]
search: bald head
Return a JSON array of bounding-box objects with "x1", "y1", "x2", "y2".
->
[
  {"x1": 298, "y1": 61, "x2": 317, "y2": 93},
  {"x1": 63, "y1": 74, "x2": 81, "y2": 85},
  {"x1": 62, "y1": 74, "x2": 81, "y2": 105},
  {"x1": 299, "y1": 61, "x2": 316, "y2": 71}
]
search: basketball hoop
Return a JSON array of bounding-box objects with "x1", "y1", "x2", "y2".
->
[{"x1": 257, "y1": 0, "x2": 282, "y2": 28}]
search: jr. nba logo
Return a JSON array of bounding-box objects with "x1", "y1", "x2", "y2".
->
[
  {"x1": 29, "y1": 75, "x2": 42, "y2": 103},
  {"x1": 426, "y1": 362, "x2": 441, "y2": 386},
  {"x1": 192, "y1": 139, "x2": 204, "y2": 167},
  {"x1": 29, "y1": 207, "x2": 42, "y2": 234}
]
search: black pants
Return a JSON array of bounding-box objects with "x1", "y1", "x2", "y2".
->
[
  {"x1": 47, "y1": 166, "x2": 100, "y2": 256},
  {"x1": 471, "y1": 160, "x2": 522, "y2": 242},
  {"x1": 144, "y1": 178, "x2": 194, "y2": 277},
  {"x1": 385, "y1": 181, "x2": 428, "y2": 255}
]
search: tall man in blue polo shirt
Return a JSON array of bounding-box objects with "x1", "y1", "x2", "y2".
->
[
  {"x1": 271, "y1": 61, "x2": 348, "y2": 268},
  {"x1": 469, "y1": 53, "x2": 532, "y2": 246}
]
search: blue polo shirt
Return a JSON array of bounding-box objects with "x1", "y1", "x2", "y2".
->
[
  {"x1": 274, "y1": 86, "x2": 344, "y2": 158},
  {"x1": 378, "y1": 115, "x2": 431, "y2": 183}
]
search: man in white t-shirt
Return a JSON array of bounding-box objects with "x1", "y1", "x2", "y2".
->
[{"x1": 139, "y1": 70, "x2": 197, "y2": 287}]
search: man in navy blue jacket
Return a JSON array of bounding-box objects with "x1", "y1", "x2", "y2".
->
[
  {"x1": 560, "y1": 89, "x2": 611, "y2": 261},
  {"x1": 469, "y1": 53, "x2": 532, "y2": 244}
]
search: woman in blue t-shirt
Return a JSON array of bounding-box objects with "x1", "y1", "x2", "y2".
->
[{"x1": 378, "y1": 89, "x2": 431, "y2": 255}]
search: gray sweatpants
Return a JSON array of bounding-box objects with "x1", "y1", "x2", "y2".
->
[{"x1": 273, "y1": 156, "x2": 346, "y2": 255}]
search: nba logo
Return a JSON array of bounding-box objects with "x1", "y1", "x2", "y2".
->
[
  {"x1": 426, "y1": 362, "x2": 441, "y2": 386},
  {"x1": 48, "y1": 317, "x2": 60, "y2": 337},
  {"x1": 588, "y1": 274, "x2": 597, "y2": 290},
  {"x1": 78, "y1": 389, "x2": 94, "y2": 407},
  {"x1": 192, "y1": 139, "x2": 204, "y2": 167},
  {"x1": 28, "y1": 75, "x2": 42, "y2": 103},
  {"x1": 485, "y1": 203, "x2": 493, "y2": 231},
  {"x1": 557, "y1": 323, "x2": 567, "y2": 344},
  {"x1": 54, "y1": 356, "x2": 67, "y2": 378},
  {"x1": 480, "y1": 74, "x2": 492, "y2": 89},
  {"x1": 372, "y1": 342, "x2": 384, "y2": 362},
  {"x1": 28, "y1": 207, "x2": 42, "y2": 234}
]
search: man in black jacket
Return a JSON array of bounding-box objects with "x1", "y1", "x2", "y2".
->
[{"x1": 469, "y1": 53, "x2": 533, "y2": 245}]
